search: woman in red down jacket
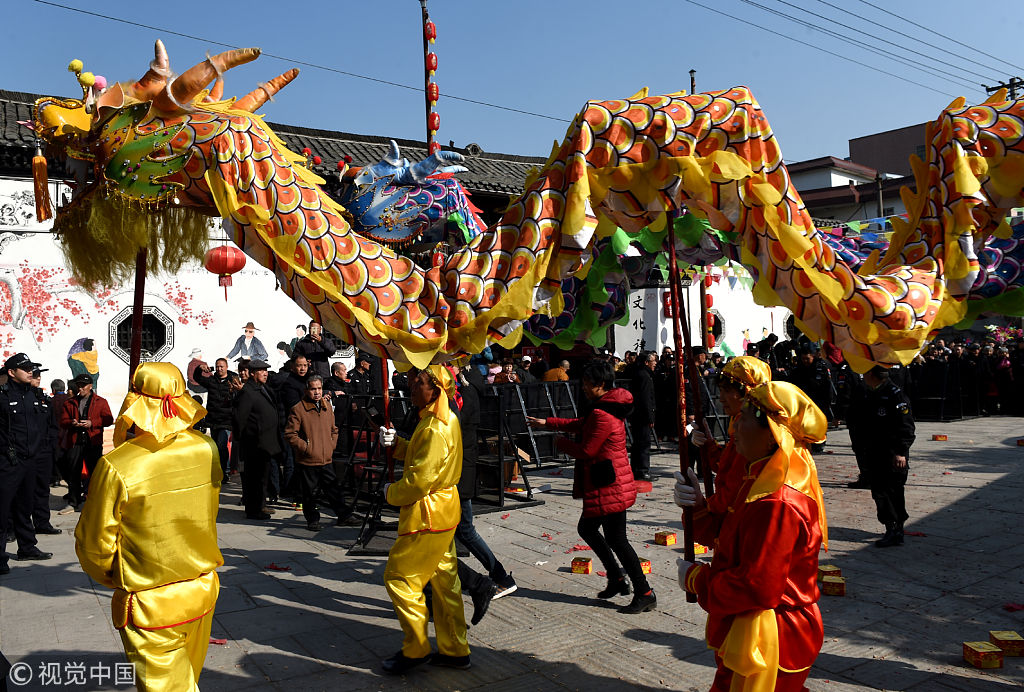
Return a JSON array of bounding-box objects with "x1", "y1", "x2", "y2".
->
[{"x1": 528, "y1": 360, "x2": 657, "y2": 614}]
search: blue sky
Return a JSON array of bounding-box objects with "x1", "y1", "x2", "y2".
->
[{"x1": 5, "y1": 0, "x2": 1023, "y2": 167}]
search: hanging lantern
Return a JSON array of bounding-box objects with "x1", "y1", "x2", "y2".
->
[
  {"x1": 705, "y1": 294, "x2": 713, "y2": 309},
  {"x1": 426, "y1": 52, "x2": 438, "y2": 75},
  {"x1": 203, "y1": 245, "x2": 246, "y2": 301},
  {"x1": 704, "y1": 274, "x2": 713, "y2": 288},
  {"x1": 428, "y1": 141, "x2": 441, "y2": 154},
  {"x1": 428, "y1": 111, "x2": 441, "y2": 133},
  {"x1": 424, "y1": 20, "x2": 437, "y2": 42},
  {"x1": 427, "y1": 81, "x2": 439, "y2": 106}
]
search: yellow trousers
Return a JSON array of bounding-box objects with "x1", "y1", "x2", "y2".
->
[
  {"x1": 384, "y1": 528, "x2": 470, "y2": 659},
  {"x1": 118, "y1": 610, "x2": 214, "y2": 692}
]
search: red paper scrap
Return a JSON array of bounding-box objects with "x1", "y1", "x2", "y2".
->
[
  {"x1": 541, "y1": 532, "x2": 553, "y2": 540},
  {"x1": 548, "y1": 469, "x2": 564, "y2": 476},
  {"x1": 209, "y1": 638, "x2": 227, "y2": 645},
  {"x1": 564, "y1": 544, "x2": 592, "y2": 553},
  {"x1": 1003, "y1": 603, "x2": 1024, "y2": 612},
  {"x1": 265, "y1": 562, "x2": 291, "y2": 571},
  {"x1": 597, "y1": 571, "x2": 607, "y2": 577},
  {"x1": 903, "y1": 531, "x2": 926, "y2": 537},
  {"x1": 501, "y1": 513, "x2": 510, "y2": 520},
  {"x1": 942, "y1": 471, "x2": 952, "y2": 475}
]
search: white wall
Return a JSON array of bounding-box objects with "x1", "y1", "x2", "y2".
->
[
  {"x1": 612, "y1": 269, "x2": 791, "y2": 358},
  {"x1": 0, "y1": 176, "x2": 342, "y2": 407}
]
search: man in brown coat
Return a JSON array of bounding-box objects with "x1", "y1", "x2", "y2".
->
[{"x1": 284, "y1": 375, "x2": 344, "y2": 531}]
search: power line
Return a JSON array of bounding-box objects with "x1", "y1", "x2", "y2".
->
[
  {"x1": 681, "y1": 0, "x2": 960, "y2": 97},
  {"x1": 738, "y1": 0, "x2": 978, "y2": 90},
  {"x1": 856, "y1": 0, "x2": 1024, "y2": 74},
  {"x1": 29, "y1": 0, "x2": 571, "y2": 123},
  {"x1": 773, "y1": 0, "x2": 994, "y2": 82},
  {"x1": 812, "y1": 0, "x2": 1008, "y2": 78}
]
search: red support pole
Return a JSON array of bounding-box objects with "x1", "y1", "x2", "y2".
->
[
  {"x1": 679, "y1": 286, "x2": 715, "y2": 497},
  {"x1": 127, "y1": 248, "x2": 147, "y2": 386},
  {"x1": 666, "y1": 211, "x2": 697, "y2": 603},
  {"x1": 379, "y1": 357, "x2": 394, "y2": 481}
]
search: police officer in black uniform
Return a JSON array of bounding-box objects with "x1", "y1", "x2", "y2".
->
[
  {"x1": 787, "y1": 344, "x2": 834, "y2": 451},
  {"x1": 29, "y1": 367, "x2": 61, "y2": 535},
  {"x1": 850, "y1": 365, "x2": 916, "y2": 548},
  {"x1": 0, "y1": 353, "x2": 55, "y2": 574}
]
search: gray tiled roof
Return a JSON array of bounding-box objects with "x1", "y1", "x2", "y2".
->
[{"x1": 0, "y1": 89, "x2": 544, "y2": 195}]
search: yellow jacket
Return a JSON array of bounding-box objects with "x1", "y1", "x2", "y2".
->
[
  {"x1": 75, "y1": 429, "x2": 224, "y2": 629},
  {"x1": 386, "y1": 407, "x2": 462, "y2": 535}
]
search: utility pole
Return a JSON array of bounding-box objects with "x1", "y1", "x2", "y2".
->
[{"x1": 982, "y1": 77, "x2": 1024, "y2": 100}]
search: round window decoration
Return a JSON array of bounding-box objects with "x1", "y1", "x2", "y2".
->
[{"x1": 108, "y1": 306, "x2": 174, "y2": 365}]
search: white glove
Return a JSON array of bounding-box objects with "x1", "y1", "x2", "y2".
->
[
  {"x1": 379, "y1": 426, "x2": 397, "y2": 447},
  {"x1": 690, "y1": 429, "x2": 707, "y2": 447},
  {"x1": 672, "y1": 468, "x2": 706, "y2": 509},
  {"x1": 677, "y1": 558, "x2": 695, "y2": 591}
]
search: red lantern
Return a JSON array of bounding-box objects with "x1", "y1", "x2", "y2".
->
[
  {"x1": 428, "y1": 141, "x2": 441, "y2": 154},
  {"x1": 203, "y1": 245, "x2": 246, "y2": 301},
  {"x1": 707, "y1": 334, "x2": 716, "y2": 347},
  {"x1": 427, "y1": 82, "x2": 439, "y2": 105},
  {"x1": 312, "y1": 155, "x2": 322, "y2": 165},
  {"x1": 704, "y1": 274, "x2": 713, "y2": 288},
  {"x1": 705, "y1": 294, "x2": 713, "y2": 309},
  {"x1": 424, "y1": 20, "x2": 437, "y2": 42},
  {"x1": 426, "y1": 52, "x2": 438, "y2": 73},
  {"x1": 428, "y1": 111, "x2": 441, "y2": 133}
]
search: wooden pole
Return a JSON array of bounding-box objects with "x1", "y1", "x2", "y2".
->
[
  {"x1": 379, "y1": 356, "x2": 394, "y2": 481},
  {"x1": 420, "y1": 0, "x2": 434, "y2": 151},
  {"x1": 666, "y1": 210, "x2": 697, "y2": 603},
  {"x1": 127, "y1": 248, "x2": 148, "y2": 386},
  {"x1": 679, "y1": 286, "x2": 715, "y2": 497}
]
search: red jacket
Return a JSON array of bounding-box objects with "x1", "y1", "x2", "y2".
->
[
  {"x1": 686, "y1": 454, "x2": 824, "y2": 673},
  {"x1": 59, "y1": 393, "x2": 113, "y2": 449},
  {"x1": 548, "y1": 388, "x2": 636, "y2": 518}
]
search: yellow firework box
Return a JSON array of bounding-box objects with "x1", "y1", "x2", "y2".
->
[
  {"x1": 820, "y1": 576, "x2": 846, "y2": 596},
  {"x1": 640, "y1": 558, "x2": 652, "y2": 575},
  {"x1": 932, "y1": 434, "x2": 948, "y2": 441},
  {"x1": 655, "y1": 531, "x2": 677, "y2": 546},
  {"x1": 694, "y1": 543, "x2": 709, "y2": 555},
  {"x1": 989, "y1": 631, "x2": 1024, "y2": 656},
  {"x1": 963, "y1": 641, "x2": 1003, "y2": 668},
  {"x1": 818, "y1": 564, "x2": 842, "y2": 580},
  {"x1": 571, "y1": 557, "x2": 592, "y2": 574}
]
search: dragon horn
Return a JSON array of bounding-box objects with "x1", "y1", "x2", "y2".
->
[
  {"x1": 235, "y1": 69, "x2": 300, "y2": 112},
  {"x1": 208, "y1": 76, "x2": 225, "y2": 101},
  {"x1": 155, "y1": 47, "x2": 261, "y2": 111},
  {"x1": 132, "y1": 39, "x2": 171, "y2": 100}
]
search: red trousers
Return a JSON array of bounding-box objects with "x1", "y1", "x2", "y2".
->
[{"x1": 710, "y1": 655, "x2": 811, "y2": 692}]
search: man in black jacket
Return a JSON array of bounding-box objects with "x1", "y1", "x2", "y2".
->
[
  {"x1": 232, "y1": 359, "x2": 281, "y2": 520},
  {"x1": 292, "y1": 321, "x2": 336, "y2": 379},
  {"x1": 0, "y1": 353, "x2": 54, "y2": 574},
  {"x1": 194, "y1": 358, "x2": 235, "y2": 482},
  {"x1": 850, "y1": 366, "x2": 916, "y2": 547},
  {"x1": 629, "y1": 351, "x2": 657, "y2": 481}
]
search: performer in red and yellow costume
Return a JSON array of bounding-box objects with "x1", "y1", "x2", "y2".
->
[
  {"x1": 677, "y1": 381, "x2": 828, "y2": 692},
  {"x1": 380, "y1": 365, "x2": 470, "y2": 674},
  {"x1": 75, "y1": 363, "x2": 223, "y2": 692}
]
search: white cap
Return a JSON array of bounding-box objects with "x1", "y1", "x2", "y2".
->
[
  {"x1": 521, "y1": 355, "x2": 532, "y2": 362},
  {"x1": 189, "y1": 348, "x2": 203, "y2": 358}
]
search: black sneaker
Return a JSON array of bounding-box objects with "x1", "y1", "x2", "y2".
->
[
  {"x1": 430, "y1": 653, "x2": 472, "y2": 670},
  {"x1": 34, "y1": 526, "x2": 63, "y2": 535},
  {"x1": 847, "y1": 478, "x2": 871, "y2": 489},
  {"x1": 597, "y1": 577, "x2": 630, "y2": 599},
  {"x1": 247, "y1": 512, "x2": 271, "y2": 521},
  {"x1": 305, "y1": 522, "x2": 321, "y2": 532},
  {"x1": 618, "y1": 590, "x2": 657, "y2": 614},
  {"x1": 471, "y1": 579, "x2": 497, "y2": 626},
  {"x1": 381, "y1": 651, "x2": 430, "y2": 675},
  {"x1": 15, "y1": 549, "x2": 53, "y2": 561},
  {"x1": 493, "y1": 573, "x2": 517, "y2": 600}
]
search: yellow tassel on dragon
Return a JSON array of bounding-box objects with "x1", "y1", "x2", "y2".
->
[{"x1": 31, "y1": 41, "x2": 1024, "y2": 369}]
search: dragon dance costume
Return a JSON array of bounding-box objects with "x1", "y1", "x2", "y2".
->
[
  {"x1": 75, "y1": 363, "x2": 223, "y2": 692},
  {"x1": 684, "y1": 381, "x2": 828, "y2": 692},
  {"x1": 383, "y1": 365, "x2": 469, "y2": 660}
]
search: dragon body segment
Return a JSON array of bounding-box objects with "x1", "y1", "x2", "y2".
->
[{"x1": 31, "y1": 42, "x2": 1024, "y2": 369}]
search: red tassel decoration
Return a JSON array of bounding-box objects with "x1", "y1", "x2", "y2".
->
[{"x1": 32, "y1": 146, "x2": 52, "y2": 223}]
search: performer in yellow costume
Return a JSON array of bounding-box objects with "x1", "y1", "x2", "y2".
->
[
  {"x1": 75, "y1": 363, "x2": 223, "y2": 692},
  {"x1": 380, "y1": 364, "x2": 470, "y2": 674}
]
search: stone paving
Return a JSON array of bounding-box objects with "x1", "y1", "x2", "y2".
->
[{"x1": 2, "y1": 417, "x2": 1024, "y2": 691}]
